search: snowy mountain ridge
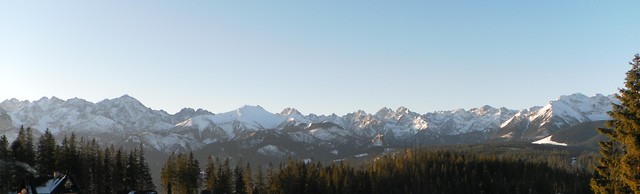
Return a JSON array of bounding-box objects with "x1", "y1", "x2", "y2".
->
[
  {"x1": 495, "y1": 93, "x2": 616, "y2": 140},
  {"x1": 0, "y1": 93, "x2": 616, "y2": 153}
]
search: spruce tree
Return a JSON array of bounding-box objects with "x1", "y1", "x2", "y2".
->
[
  {"x1": 592, "y1": 54, "x2": 640, "y2": 193},
  {"x1": 11, "y1": 126, "x2": 35, "y2": 165},
  {"x1": 0, "y1": 135, "x2": 12, "y2": 194},
  {"x1": 136, "y1": 143, "x2": 156, "y2": 191},
  {"x1": 112, "y1": 148, "x2": 126, "y2": 193},
  {"x1": 244, "y1": 163, "x2": 253, "y2": 194},
  {"x1": 103, "y1": 146, "x2": 114, "y2": 194},
  {"x1": 188, "y1": 152, "x2": 201, "y2": 194},
  {"x1": 78, "y1": 137, "x2": 94, "y2": 193},
  {"x1": 215, "y1": 157, "x2": 233, "y2": 194},
  {"x1": 254, "y1": 164, "x2": 267, "y2": 194},
  {"x1": 58, "y1": 133, "x2": 80, "y2": 176},
  {"x1": 90, "y1": 139, "x2": 105, "y2": 194},
  {"x1": 161, "y1": 152, "x2": 177, "y2": 194},
  {"x1": 125, "y1": 151, "x2": 139, "y2": 191},
  {"x1": 36, "y1": 129, "x2": 57, "y2": 176},
  {"x1": 234, "y1": 164, "x2": 247, "y2": 194},
  {"x1": 25, "y1": 127, "x2": 35, "y2": 165},
  {"x1": 204, "y1": 155, "x2": 217, "y2": 191}
]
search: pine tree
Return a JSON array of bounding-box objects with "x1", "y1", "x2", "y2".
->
[
  {"x1": 214, "y1": 157, "x2": 233, "y2": 194},
  {"x1": 0, "y1": 135, "x2": 12, "y2": 194},
  {"x1": 125, "y1": 151, "x2": 139, "y2": 191},
  {"x1": 36, "y1": 129, "x2": 57, "y2": 176},
  {"x1": 91, "y1": 139, "x2": 105, "y2": 194},
  {"x1": 187, "y1": 152, "x2": 201, "y2": 194},
  {"x1": 136, "y1": 143, "x2": 156, "y2": 191},
  {"x1": 204, "y1": 155, "x2": 217, "y2": 191},
  {"x1": 244, "y1": 163, "x2": 253, "y2": 194},
  {"x1": 103, "y1": 146, "x2": 114, "y2": 194},
  {"x1": 267, "y1": 162, "x2": 279, "y2": 194},
  {"x1": 175, "y1": 153, "x2": 188, "y2": 193},
  {"x1": 112, "y1": 148, "x2": 126, "y2": 193},
  {"x1": 77, "y1": 137, "x2": 93, "y2": 193},
  {"x1": 11, "y1": 126, "x2": 35, "y2": 165},
  {"x1": 11, "y1": 126, "x2": 36, "y2": 184},
  {"x1": 58, "y1": 133, "x2": 79, "y2": 176},
  {"x1": 25, "y1": 127, "x2": 35, "y2": 165},
  {"x1": 161, "y1": 152, "x2": 177, "y2": 194},
  {"x1": 253, "y1": 164, "x2": 267, "y2": 194},
  {"x1": 592, "y1": 54, "x2": 640, "y2": 193},
  {"x1": 234, "y1": 164, "x2": 247, "y2": 194}
]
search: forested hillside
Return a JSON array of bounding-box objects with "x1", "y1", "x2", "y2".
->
[
  {"x1": 163, "y1": 143, "x2": 597, "y2": 194},
  {"x1": 0, "y1": 127, "x2": 155, "y2": 194}
]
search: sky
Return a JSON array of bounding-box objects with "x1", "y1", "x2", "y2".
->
[{"x1": 0, "y1": 1, "x2": 639, "y2": 115}]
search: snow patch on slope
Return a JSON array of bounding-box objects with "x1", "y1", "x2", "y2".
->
[
  {"x1": 257, "y1": 145, "x2": 287, "y2": 157},
  {"x1": 532, "y1": 135, "x2": 567, "y2": 146}
]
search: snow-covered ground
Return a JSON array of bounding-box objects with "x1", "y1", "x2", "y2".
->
[{"x1": 532, "y1": 135, "x2": 567, "y2": 146}]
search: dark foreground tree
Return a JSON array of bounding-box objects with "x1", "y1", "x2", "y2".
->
[
  {"x1": 137, "y1": 143, "x2": 156, "y2": 191},
  {"x1": 36, "y1": 129, "x2": 57, "y2": 177},
  {"x1": 592, "y1": 54, "x2": 640, "y2": 193}
]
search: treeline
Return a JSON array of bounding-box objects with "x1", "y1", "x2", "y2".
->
[
  {"x1": 161, "y1": 153, "x2": 264, "y2": 194},
  {"x1": 162, "y1": 145, "x2": 596, "y2": 194},
  {"x1": 0, "y1": 126, "x2": 155, "y2": 194}
]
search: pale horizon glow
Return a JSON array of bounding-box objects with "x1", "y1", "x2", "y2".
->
[{"x1": 1, "y1": 1, "x2": 638, "y2": 115}]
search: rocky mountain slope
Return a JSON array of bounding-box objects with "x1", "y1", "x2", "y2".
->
[{"x1": 0, "y1": 93, "x2": 616, "y2": 159}]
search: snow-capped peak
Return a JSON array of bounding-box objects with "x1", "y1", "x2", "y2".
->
[
  {"x1": 374, "y1": 107, "x2": 393, "y2": 117},
  {"x1": 209, "y1": 105, "x2": 285, "y2": 131},
  {"x1": 234, "y1": 105, "x2": 270, "y2": 117},
  {"x1": 542, "y1": 93, "x2": 613, "y2": 125},
  {"x1": 0, "y1": 98, "x2": 31, "y2": 112},
  {"x1": 98, "y1": 94, "x2": 145, "y2": 108},
  {"x1": 395, "y1": 106, "x2": 411, "y2": 114},
  {"x1": 279, "y1": 108, "x2": 302, "y2": 116},
  {"x1": 496, "y1": 93, "x2": 615, "y2": 140}
]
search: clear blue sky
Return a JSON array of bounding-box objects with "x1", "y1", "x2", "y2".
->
[{"x1": 1, "y1": 1, "x2": 638, "y2": 115}]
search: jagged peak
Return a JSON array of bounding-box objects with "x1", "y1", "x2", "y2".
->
[
  {"x1": 279, "y1": 107, "x2": 302, "y2": 116},
  {"x1": 178, "y1": 107, "x2": 196, "y2": 114},
  {"x1": 0, "y1": 98, "x2": 30, "y2": 110},
  {"x1": 1, "y1": 98, "x2": 25, "y2": 103},
  {"x1": 115, "y1": 94, "x2": 140, "y2": 102},
  {"x1": 547, "y1": 93, "x2": 615, "y2": 110},
  {"x1": 33, "y1": 96, "x2": 64, "y2": 106},
  {"x1": 480, "y1": 105, "x2": 495, "y2": 110},
  {"x1": 98, "y1": 94, "x2": 145, "y2": 108},
  {"x1": 559, "y1": 93, "x2": 589, "y2": 99},
  {"x1": 453, "y1": 108, "x2": 467, "y2": 113},
  {"x1": 471, "y1": 105, "x2": 498, "y2": 115},
  {"x1": 50, "y1": 96, "x2": 63, "y2": 101},
  {"x1": 36, "y1": 96, "x2": 50, "y2": 102},
  {"x1": 352, "y1": 110, "x2": 368, "y2": 117},
  {"x1": 237, "y1": 105, "x2": 268, "y2": 113},
  {"x1": 63, "y1": 97, "x2": 93, "y2": 108},
  {"x1": 217, "y1": 105, "x2": 277, "y2": 119},
  {"x1": 375, "y1": 107, "x2": 393, "y2": 116},
  {"x1": 174, "y1": 107, "x2": 213, "y2": 116},
  {"x1": 395, "y1": 106, "x2": 411, "y2": 114}
]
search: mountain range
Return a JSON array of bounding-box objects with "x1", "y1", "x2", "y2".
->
[{"x1": 0, "y1": 93, "x2": 616, "y2": 161}]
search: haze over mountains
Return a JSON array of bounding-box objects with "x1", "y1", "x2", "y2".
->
[{"x1": 0, "y1": 93, "x2": 616, "y2": 161}]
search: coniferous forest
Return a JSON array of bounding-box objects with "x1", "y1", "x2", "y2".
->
[
  {"x1": 162, "y1": 144, "x2": 597, "y2": 194},
  {"x1": 0, "y1": 126, "x2": 599, "y2": 194},
  {"x1": 0, "y1": 126, "x2": 155, "y2": 194}
]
